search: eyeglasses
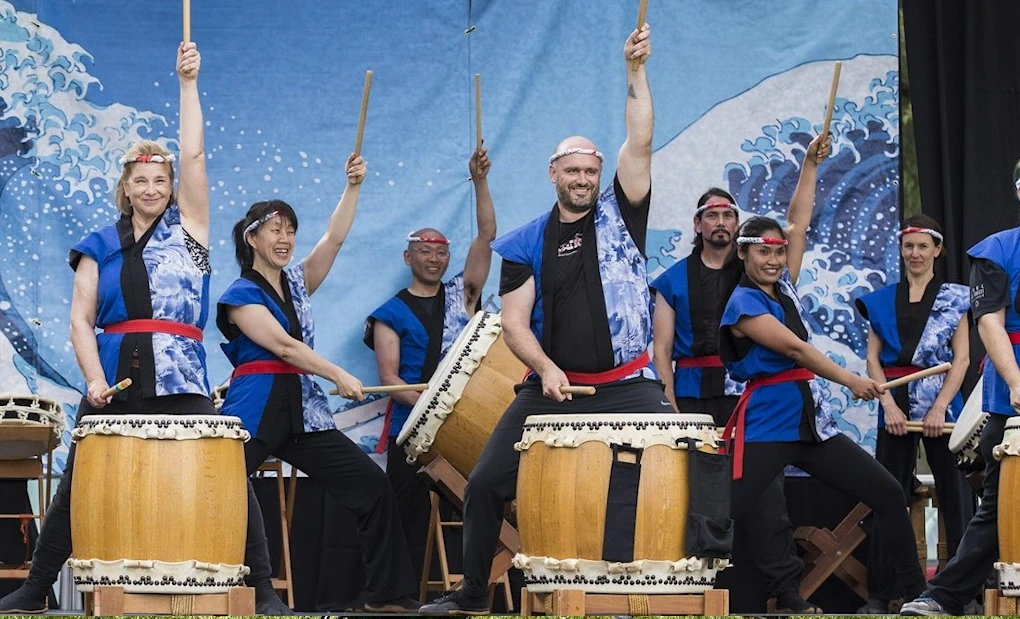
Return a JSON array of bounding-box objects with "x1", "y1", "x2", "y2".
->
[{"x1": 410, "y1": 248, "x2": 450, "y2": 259}]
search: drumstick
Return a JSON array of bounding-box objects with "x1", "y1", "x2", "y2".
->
[
  {"x1": 562, "y1": 386, "x2": 596, "y2": 396},
  {"x1": 630, "y1": 0, "x2": 649, "y2": 71},
  {"x1": 100, "y1": 378, "x2": 132, "y2": 400},
  {"x1": 328, "y1": 383, "x2": 428, "y2": 396},
  {"x1": 820, "y1": 61, "x2": 842, "y2": 138},
  {"x1": 880, "y1": 362, "x2": 952, "y2": 391},
  {"x1": 183, "y1": 0, "x2": 191, "y2": 44},
  {"x1": 353, "y1": 70, "x2": 373, "y2": 157},
  {"x1": 474, "y1": 73, "x2": 482, "y2": 151},
  {"x1": 904, "y1": 421, "x2": 955, "y2": 436}
]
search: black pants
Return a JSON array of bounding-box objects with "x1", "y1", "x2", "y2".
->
[
  {"x1": 922, "y1": 414, "x2": 1007, "y2": 613},
  {"x1": 731, "y1": 435, "x2": 928, "y2": 601},
  {"x1": 867, "y1": 429, "x2": 975, "y2": 601},
  {"x1": 460, "y1": 378, "x2": 675, "y2": 592},
  {"x1": 689, "y1": 395, "x2": 802, "y2": 598},
  {"x1": 385, "y1": 436, "x2": 432, "y2": 586},
  {"x1": 23, "y1": 395, "x2": 275, "y2": 596},
  {"x1": 245, "y1": 410, "x2": 417, "y2": 604}
]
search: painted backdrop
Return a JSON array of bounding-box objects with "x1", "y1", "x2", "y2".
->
[{"x1": 0, "y1": 1, "x2": 899, "y2": 472}]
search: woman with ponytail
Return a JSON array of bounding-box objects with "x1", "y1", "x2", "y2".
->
[{"x1": 216, "y1": 155, "x2": 420, "y2": 613}]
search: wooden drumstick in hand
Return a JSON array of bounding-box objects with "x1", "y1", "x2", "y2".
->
[
  {"x1": 329, "y1": 383, "x2": 428, "y2": 396},
  {"x1": 905, "y1": 420, "x2": 955, "y2": 436},
  {"x1": 100, "y1": 378, "x2": 133, "y2": 400},
  {"x1": 353, "y1": 70, "x2": 373, "y2": 157},
  {"x1": 820, "y1": 61, "x2": 842, "y2": 138},
  {"x1": 630, "y1": 0, "x2": 649, "y2": 71},
  {"x1": 562, "y1": 386, "x2": 596, "y2": 396},
  {"x1": 183, "y1": 0, "x2": 191, "y2": 44},
  {"x1": 475, "y1": 73, "x2": 483, "y2": 150},
  {"x1": 880, "y1": 362, "x2": 952, "y2": 391}
]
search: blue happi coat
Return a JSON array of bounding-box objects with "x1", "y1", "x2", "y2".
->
[
  {"x1": 491, "y1": 180, "x2": 652, "y2": 372},
  {"x1": 365, "y1": 273, "x2": 472, "y2": 436},
  {"x1": 968, "y1": 227, "x2": 1020, "y2": 416},
  {"x1": 69, "y1": 204, "x2": 210, "y2": 400},
  {"x1": 217, "y1": 262, "x2": 334, "y2": 436},
  {"x1": 720, "y1": 273, "x2": 840, "y2": 443},
  {"x1": 856, "y1": 281, "x2": 969, "y2": 427}
]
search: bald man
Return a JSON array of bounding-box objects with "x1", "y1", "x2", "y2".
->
[
  {"x1": 364, "y1": 145, "x2": 495, "y2": 586},
  {"x1": 421, "y1": 25, "x2": 691, "y2": 615}
]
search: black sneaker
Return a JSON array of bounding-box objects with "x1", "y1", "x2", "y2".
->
[
  {"x1": 364, "y1": 596, "x2": 422, "y2": 613},
  {"x1": 0, "y1": 585, "x2": 48, "y2": 614},
  {"x1": 419, "y1": 589, "x2": 488, "y2": 616}
]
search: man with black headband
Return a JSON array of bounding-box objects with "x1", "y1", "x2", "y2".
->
[
  {"x1": 364, "y1": 146, "x2": 496, "y2": 586},
  {"x1": 420, "y1": 24, "x2": 679, "y2": 616}
]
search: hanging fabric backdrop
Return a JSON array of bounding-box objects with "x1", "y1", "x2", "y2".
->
[{"x1": 0, "y1": 0, "x2": 898, "y2": 473}]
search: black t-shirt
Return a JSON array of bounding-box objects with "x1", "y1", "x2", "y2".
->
[
  {"x1": 693, "y1": 264, "x2": 725, "y2": 357},
  {"x1": 403, "y1": 292, "x2": 439, "y2": 319},
  {"x1": 499, "y1": 175, "x2": 650, "y2": 372},
  {"x1": 970, "y1": 257, "x2": 1012, "y2": 321}
]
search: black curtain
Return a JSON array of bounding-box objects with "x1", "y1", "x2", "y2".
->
[
  {"x1": 904, "y1": 0, "x2": 1020, "y2": 391},
  {"x1": 903, "y1": 0, "x2": 1020, "y2": 283}
]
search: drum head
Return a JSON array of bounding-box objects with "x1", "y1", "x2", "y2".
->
[
  {"x1": 0, "y1": 394, "x2": 65, "y2": 459},
  {"x1": 72, "y1": 414, "x2": 249, "y2": 441},
  {"x1": 950, "y1": 375, "x2": 988, "y2": 454}
]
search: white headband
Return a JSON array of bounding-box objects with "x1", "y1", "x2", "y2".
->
[
  {"x1": 243, "y1": 210, "x2": 281, "y2": 238},
  {"x1": 736, "y1": 236, "x2": 788, "y2": 246},
  {"x1": 695, "y1": 202, "x2": 738, "y2": 216},
  {"x1": 549, "y1": 148, "x2": 604, "y2": 165},
  {"x1": 119, "y1": 153, "x2": 175, "y2": 166},
  {"x1": 898, "y1": 227, "x2": 944, "y2": 243}
]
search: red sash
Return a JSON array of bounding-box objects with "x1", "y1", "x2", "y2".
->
[
  {"x1": 676, "y1": 355, "x2": 724, "y2": 369},
  {"x1": 722, "y1": 368, "x2": 815, "y2": 480},
  {"x1": 231, "y1": 360, "x2": 306, "y2": 379},
  {"x1": 562, "y1": 351, "x2": 652, "y2": 385},
  {"x1": 882, "y1": 365, "x2": 922, "y2": 380},
  {"x1": 104, "y1": 319, "x2": 203, "y2": 343}
]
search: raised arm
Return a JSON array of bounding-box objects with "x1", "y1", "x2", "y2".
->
[
  {"x1": 176, "y1": 41, "x2": 209, "y2": 247},
  {"x1": 69, "y1": 257, "x2": 111, "y2": 408},
  {"x1": 785, "y1": 133, "x2": 830, "y2": 285},
  {"x1": 373, "y1": 322, "x2": 420, "y2": 408},
  {"x1": 616, "y1": 24, "x2": 653, "y2": 204},
  {"x1": 227, "y1": 304, "x2": 364, "y2": 400},
  {"x1": 303, "y1": 154, "x2": 367, "y2": 295},
  {"x1": 731, "y1": 313, "x2": 881, "y2": 400},
  {"x1": 652, "y1": 291, "x2": 679, "y2": 411},
  {"x1": 463, "y1": 146, "x2": 496, "y2": 312}
]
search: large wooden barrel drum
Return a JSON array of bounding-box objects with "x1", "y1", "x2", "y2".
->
[
  {"x1": 513, "y1": 413, "x2": 728, "y2": 594},
  {"x1": 397, "y1": 311, "x2": 525, "y2": 478},
  {"x1": 995, "y1": 416, "x2": 1020, "y2": 595},
  {"x1": 69, "y1": 415, "x2": 250, "y2": 593}
]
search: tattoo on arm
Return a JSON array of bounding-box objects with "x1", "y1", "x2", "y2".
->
[{"x1": 628, "y1": 84, "x2": 637, "y2": 99}]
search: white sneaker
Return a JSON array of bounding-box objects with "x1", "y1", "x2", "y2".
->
[{"x1": 900, "y1": 595, "x2": 947, "y2": 616}]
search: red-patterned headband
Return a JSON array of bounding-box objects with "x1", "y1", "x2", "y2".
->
[
  {"x1": 898, "y1": 226, "x2": 943, "y2": 243},
  {"x1": 406, "y1": 232, "x2": 450, "y2": 245},
  {"x1": 736, "y1": 236, "x2": 788, "y2": 246},
  {"x1": 695, "y1": 202, "x2": 738, "y2": 216},
  {"x1": 119, "y1": 153, "x2": 175, "y2": 166}
]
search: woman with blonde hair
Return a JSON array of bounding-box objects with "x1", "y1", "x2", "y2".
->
[{"x1": 0, "y1": 42, "x2": 291, "y2": 615}]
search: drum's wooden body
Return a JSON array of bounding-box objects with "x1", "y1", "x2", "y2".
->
[
  {"x1": 0, "y1": 394, "x2": 64, "y2": 460},
  {"x1": 996, "y1": 416, "x2": 1020, "y2": 595},
  {"x1": 514, "y1": 414, "x2": 727, "y2": 594},
  {"x1": 398, "y1": 311, "x2": 524, "y2": 478},
  {"x1": 69, "y1": 415, "x2": 250, "y2": 593}
]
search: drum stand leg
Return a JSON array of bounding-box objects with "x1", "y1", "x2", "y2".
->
[
  {"x1": 421, "y1": 457, "x2": 518, "y2": 611},
  {"x1": 520, "y1": 587, "x2": 729, "y2": 616},
  {"x1": 85, "y1": 585, "x2": 254, "y2": 616},
  {"x1": 985, "y1": 589, "x2": 1018, "y2": 615},
  {"x1": 788, "y1": 501, "x2": 871, "y2": 606}
]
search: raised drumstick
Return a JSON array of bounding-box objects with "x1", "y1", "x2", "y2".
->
[
  {"x1": 183, "y1": 0, "x2": 191, "y2": 44},
  {"x1": 328, "y1": 383, "x2": 428, "y2": 396},
  {"x1": 630, "y1": 0, "x2": 649, "y2": 71},
  {"x1": 353, "y1": 70, "x2": 373, "y2": 157},
  {"x1": 880, "y1": 362, "x2": 952, "y2": 391},
  {"x1": 475, "y1": 74, "x2": 483, "y2": 150},
  {"x1": 820, "y1": 61, "x2": 842, "y2": 138},
  {"x1": 562, "y1": 386, "x2": 596, "y2": 396},
  {"x1": 100, "y1": 378, "x2": 133, "y2": 400},
  {"x1": 904, "y1": 421, "x2": 955, "y2": 436}
]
